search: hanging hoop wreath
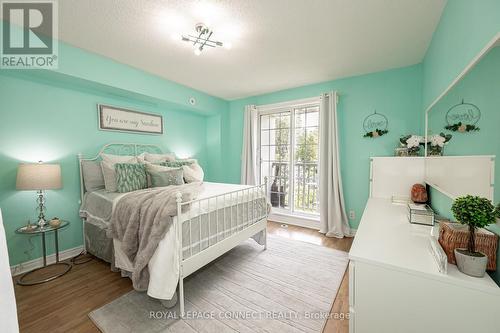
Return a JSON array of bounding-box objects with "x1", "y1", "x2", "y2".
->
[
  {"x1": 363, "y1": 110, "x2": 389, "y2": 138},
  {"x1": 444, "y1": 99, "x2": 481, "y2": 132}
]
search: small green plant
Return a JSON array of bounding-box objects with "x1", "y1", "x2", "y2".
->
[
  {"x1": 451, "y1": 195, "x2": 496, "y2": 254},
  {"x1": 495, "y1": 203, "x2": 500, "y2": 219}
]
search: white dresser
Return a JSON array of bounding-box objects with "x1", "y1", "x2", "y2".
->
[{"x1": 349, "y1": 198, "x2": 500, "y2": 333}]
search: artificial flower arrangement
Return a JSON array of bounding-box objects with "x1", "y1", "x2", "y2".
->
[
  {"x1": 363, "y1": 128, "x2": 389, "y2": 138},
  {"x1": 444, "y1": 122, "x2": 479, "y2": 132},
  {"x1": 427, "y1": 132, "x2": 452, "y2": 156},
  {"x1": 399, "y1": 135, "x2": 425, "y2": 156}
]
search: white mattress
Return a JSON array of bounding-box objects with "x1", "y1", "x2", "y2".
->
[{"x1": 81, "y1": 182, "x2": 258, "y2": 224}]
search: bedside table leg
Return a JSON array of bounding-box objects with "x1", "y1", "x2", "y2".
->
[
  {"x1": 55, "y1": 229, "x2": 59, "y2": 263},
  {"x1": 42, "y1": 232, "x2": 47, "y2": 267}
]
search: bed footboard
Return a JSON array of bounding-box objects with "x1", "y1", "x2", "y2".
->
[{"x1": 175, "y1": 179, "x2": 268, "y2": 316}]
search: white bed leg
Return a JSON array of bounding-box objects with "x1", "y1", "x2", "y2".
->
[
  {"x1": 264, "y1": 228, "x2": 267, "y2": 250},
  {"x1": 179, "y1": 275, "x2": 185, "y2": 317}
]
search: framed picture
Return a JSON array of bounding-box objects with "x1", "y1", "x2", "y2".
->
[{"x1": 97, "y1": 104, "x2": 163, "y2": 135}]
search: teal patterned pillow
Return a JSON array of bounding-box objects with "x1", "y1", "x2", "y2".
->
[
  {"x1": 161, "y1": 160, "x2": 194, "y2": 168},
  {"x1": 115, "y1": 163, "x2": 147, "y2": 193},
  {"x1": 148, "y1": 168, "x2": 184, "y2": 187}
]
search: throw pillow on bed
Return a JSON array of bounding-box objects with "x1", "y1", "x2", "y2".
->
[
  {"x1": 144, "y1": 163, "x2": 181, "y2": 187},
  {"x1": 143, "y1": 152, "x2": 176, "y2": 163},
  {"x1": 115, "y1": 163, "x2": 148, "y2": 193},
  {"x1": 147, "y1": 167, "x2": 184, "y2": 187},
  {"x1": 100, "y1": 154, "x2": 138, "y2": 192},
  {"x1": 182, "y1": 162, "x2": 204, "y2": 183},
  {"x1": 161, "y1": 160, "x2": 194, "y2": 168},
  {"x1": 101, "y1": 161, "x2": 118, "y2": 192},
  {"x1": 101, "y1": 153, "x2": 137, "y2": 164},
  {"x1": 82, "y1": 160, "x2": 105, "y2": 192}
]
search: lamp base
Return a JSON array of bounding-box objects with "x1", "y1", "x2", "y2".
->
[
  {"x1": 36, "y1": 190, "x2": 47, "y2": 228},
  {"x1": 38, "y1": 218, "x2": 47, "y2": 228}
]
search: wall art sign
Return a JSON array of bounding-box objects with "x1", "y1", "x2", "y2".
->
[
  {"x1": 363, "y1": 110, "x2": 389, "y2": 138},
  {"x1": 444, "y1": 99, "x2": 480, "y2": 132},
  {"x1": 98, "y1": 104, "x2": 163, "y2": 135}
]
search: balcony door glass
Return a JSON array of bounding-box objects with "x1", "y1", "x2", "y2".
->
[{"x1": 259, "y1": 103, "x2": 319, "y2": 217}]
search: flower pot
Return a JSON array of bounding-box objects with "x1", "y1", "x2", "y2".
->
[{"x1": 454, "y1": 248, "x2": 488, "y2": 277}]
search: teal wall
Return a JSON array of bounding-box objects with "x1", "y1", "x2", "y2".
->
[
  {"x1": 0, "y1": 72, "x2": 215, "y2": 266},
  {"x1": 422, "y1": 0, "x2": 500, "y2": 110},
  {"x1": 222, "y1": 65, "x2": 423, "y2": 228}
]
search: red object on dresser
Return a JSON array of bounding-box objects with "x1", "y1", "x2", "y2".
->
[{"x1": 411, "y1": 183, "x2": 428, "y2": 203}]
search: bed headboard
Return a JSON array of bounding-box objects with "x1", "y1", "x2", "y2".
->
[
  {"x1": 79, "y1": 143, "x2": 163, "y2": 162},
  {"x1": 77, "y1": 143, "x2": 165, "y2": 199}
]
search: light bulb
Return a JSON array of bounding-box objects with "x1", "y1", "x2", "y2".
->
[
  {"x1": 223, "y1": 42, "x2": 232, "y2": 50},
  {"x1": 194, "y1": 48, "x2": 201, "y2": 56}
]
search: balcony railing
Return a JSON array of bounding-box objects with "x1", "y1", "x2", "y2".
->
[{"x1": 268, "y1": 161, "x2": 319, "y2": 214}]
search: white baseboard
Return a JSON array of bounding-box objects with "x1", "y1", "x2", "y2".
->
[
  {"x1": 268, "y1": 212, "x2": 320, "y2": 230},
  {"x1": 268, "y1": 213, "x2": 358, "y2": 237},
  {"x1": 10, "y1": 245, "x2": 83, "y2": 276}
]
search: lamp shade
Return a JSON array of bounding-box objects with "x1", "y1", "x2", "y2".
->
[{"x1": 16, "y1": 163, "x2": 62, "y2": 190}]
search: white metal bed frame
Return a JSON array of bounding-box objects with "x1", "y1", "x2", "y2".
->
[{"x1": 78, "y1": 143, "x2": 268, "y2": 316}]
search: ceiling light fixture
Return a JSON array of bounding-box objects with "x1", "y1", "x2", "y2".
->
[{"x1": 181, "y1": 23, "x2": 229, "y2": 55}]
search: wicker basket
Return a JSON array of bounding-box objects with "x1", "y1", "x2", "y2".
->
[{"x1": 438, "y1": 222, "x2": 498, "y2": 271}]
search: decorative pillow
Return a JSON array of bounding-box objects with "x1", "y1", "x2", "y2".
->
[
  {"x1": 101, "y1": 153, "x2": 137, "y2": 164},
  {"x1": 147, "y1": 168, "x2": 184, "y2": 188},
  {"x1": 161, "y1": 160, "x2": 194, "y2": 168},
  {"x1": 115, "y1": 163, "x2": 147, "y2": 193},
  {"x1": 144, "y1": 163, "x2": 181, "y2": 187},
  {"x1": 136, "y1": 152, "x2": 146, "y2": 164},
  {"x1": 101, "y1": 161, "x2": 118, "y2": 192},
  {"x1": 143, "y1": 152, "x2": 176, "y2": 163},
  {"x1": 100, "y1": 154, "x2": 137, "y2": 192},
  {"x1": 82, "y1": 160, "x2": 105, "y2": 192},
  {"x1": 182, "y1": 162, "x2": 204, "y2": 183}
]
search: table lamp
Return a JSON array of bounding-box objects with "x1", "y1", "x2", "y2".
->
[{"x1": 16, "y1": 162, "x2": 62, "y2": 228}]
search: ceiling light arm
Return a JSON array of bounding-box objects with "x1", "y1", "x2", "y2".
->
[
  {"x1": 199, "y1": 31, "x2": 213, "y2": 51},
  {"x1": 180, "y1": 23, "x2": 227, "y2": 54}
]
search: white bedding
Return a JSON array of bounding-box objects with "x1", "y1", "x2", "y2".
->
[{"x1": 102, "y1": 182, "x2": 266, "y2": 300}]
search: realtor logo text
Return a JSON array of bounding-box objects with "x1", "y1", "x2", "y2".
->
[{"x1": 1, "y1": 0, "x2": 58, "y2": 69}]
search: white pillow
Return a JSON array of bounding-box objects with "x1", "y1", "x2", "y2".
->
[
  {"x1": 143, "y1": 152, "x2": 176, "y2": 163},
  {"x1": 101, "y1": 153, "x2": 137, "y2": 164},
  {"x1": 100, "y1": 154, "x2": 137, "y2": 192},
  {"x1": 182, "y1": 162, "x2": 204, "y2": 183},
  {"x1": 101, "y1": 161, "x2": 118, "y2": 192},
  {"x1": 136, "y1": 152, "x2": 146, "y2": 164},
  {"x1": 145, "y1": 162, "x2": 179, "y2": 173}
]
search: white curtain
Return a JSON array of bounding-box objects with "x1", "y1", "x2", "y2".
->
[
  {"x1": 319, "y1": 92, "x2": 353, "y2": 238},
  {"x1": 0, "y1": 209, "x2": 19, "y2": 333},
  {"x1": 241, "y1": 105, "x2": 258, "y2": 185}
]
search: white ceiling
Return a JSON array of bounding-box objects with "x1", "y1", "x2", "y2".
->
[{"x1": 57, "y1": 0, "x2": 446, "y2": 100}]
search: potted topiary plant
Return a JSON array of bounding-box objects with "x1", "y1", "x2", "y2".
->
[{"x1": 451, "y1": 195, "x2": 496, "y2": 277}]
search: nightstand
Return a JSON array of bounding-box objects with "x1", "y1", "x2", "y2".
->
[{"x1": 15, "y1": 220, "x2": 72, "y2": 285}]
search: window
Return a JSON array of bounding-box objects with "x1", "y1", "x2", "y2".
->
[{"x1": 258, "y1": 100, "x2": 320, "y2": 218}]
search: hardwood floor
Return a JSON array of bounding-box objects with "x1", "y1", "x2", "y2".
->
[{"x1": 14, "y1": 221, "x2": 353, "y2": 333}]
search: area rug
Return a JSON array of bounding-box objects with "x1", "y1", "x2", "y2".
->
[{"x1": 89, "y1": 235, "x2": 349, "y2": 333}]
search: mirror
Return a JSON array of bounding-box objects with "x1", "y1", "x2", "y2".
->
[{"x1": 425, "y1": 38, "x2": 500, "y2": 203}]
